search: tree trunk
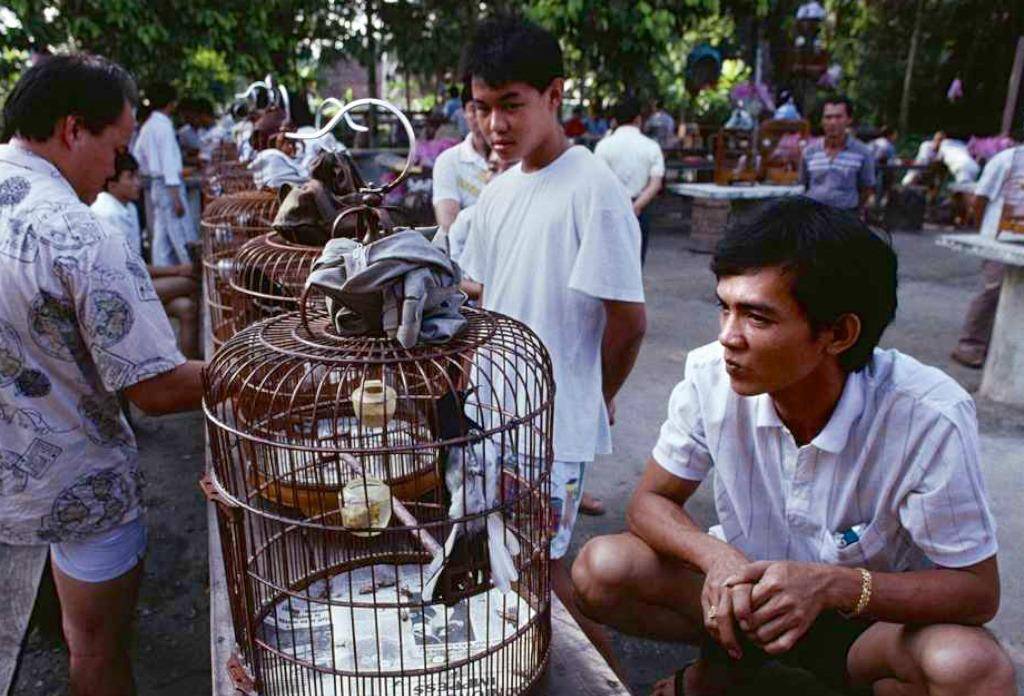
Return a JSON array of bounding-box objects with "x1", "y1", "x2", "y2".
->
[
  {"x1": 899, "y1": 0, "x2": 925, "y2": 136},
  {"x1": 365, "y1": 0, "x2": 379, "y2": 146}
]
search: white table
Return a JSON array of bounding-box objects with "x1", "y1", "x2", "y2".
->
[
  {"x1": 666, "y1": 183, "x2": 803, "y2": 252},
  {"x1": 937, "y1": 233, "x2": 1024, "y2": 405}
]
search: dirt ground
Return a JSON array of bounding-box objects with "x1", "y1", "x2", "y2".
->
[{"x1": 12, "y1": 200, "x2": 1024, "y2": 694}]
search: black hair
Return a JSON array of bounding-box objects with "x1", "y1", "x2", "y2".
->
[
  {"x1": 460, "y1": 79, "x2": 473, "y2": 106},
  {"x1": 711, "y1": 197, "x2": 897, "y2": 373},
  {"x1": 448, "y1": 85, "x2": 460, "y2": 98},
  {"x1": 822, "y1": 93, "x2": 854, "y2": 118},
  {"x1": 613, "y1": 97, "x2": 642, "y2": 125},
  {"x1": 146, "y1": 81, "x2": 177, "y2": 110},
  {"x1": 461, "y1": 16, "x2": 563, "y2": 93},
  {"x1": 104, "y1": 151, "x2": 138, "y2": 188},
  {"x1": 1, "y1": 53, "x2": 137, "y2": 143}
]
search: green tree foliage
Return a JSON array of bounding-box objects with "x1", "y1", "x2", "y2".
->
[{"x1": 527, "y1": 0, "x2": 719, "y2": 107}]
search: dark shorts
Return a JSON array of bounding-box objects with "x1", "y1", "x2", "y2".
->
[{"x1": 701, "y1": 611, "x2": 874, "y2": 693}]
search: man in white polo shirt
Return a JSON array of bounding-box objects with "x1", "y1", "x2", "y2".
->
[
  {"x1": 431, "y1": 82, "x2": 489, "y2": 230},
  {"x1": 595, "y1": 96, "x2": 665, "y2": 264},
  {"x1": 572, "y1": 197, "x2": 1013, "y2": 695}
]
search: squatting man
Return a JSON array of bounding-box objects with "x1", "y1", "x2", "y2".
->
[{"x1": 572, "y1": 198, "x2": 1016, "y2": 695}]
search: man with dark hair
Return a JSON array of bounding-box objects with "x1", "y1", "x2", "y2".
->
[
  {"x1": 0, "y1": 54, "x2": 204, "y2": 694},
  {"x1": 458, "y1": 15, "x2": 646, "y2": 674},
  {"x1": 801, "y1": 95, "x2": 875, "y2": 216},
  {"x1": 132, "y1": 81, "x2": 195, "y2": 267},
  {"x1": 432, "y1": 80, "x2": 490, "y2": 230},
  {"x1": 572, "y1": 197, "x2": 1014, "y2": 695},
  {"x1": 596, "y1": 96, "x2": 665, "y2": 264}
]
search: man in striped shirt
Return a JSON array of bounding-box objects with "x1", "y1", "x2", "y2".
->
[
  {"x1": 572, "y1": 198, "x2": 1014, "y2": 695},
  {"x1": 801, "y1": 96, "x2": 875, "y2": 216}
]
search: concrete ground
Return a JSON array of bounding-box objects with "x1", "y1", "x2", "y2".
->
[{"x1": 13, "y1": 212, "x2": 1024, "y2": 694}]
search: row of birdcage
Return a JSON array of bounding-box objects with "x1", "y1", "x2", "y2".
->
[{"x1": 199, "y1": 96, "x2": 555, "y2": 695}]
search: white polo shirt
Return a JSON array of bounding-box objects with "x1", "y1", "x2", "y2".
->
[
  {"x1": 594, "y1": 125, "x2": 666, "y2": 199},
  {"x1": 91, "y1": 191, "x2": 142, "y2": 257},
  {"x1": 653, "y1": 342, "x2": 997, "y2": 572},
  {"x1": 975, "y1": 146, "x2": 1023, "y2": 238},
  {"x1": 132, "y1": 111, "x2": 183, "y2": 186},
  {"x1": 431, "y1": 133, "x2": 489, "y2": 210}
]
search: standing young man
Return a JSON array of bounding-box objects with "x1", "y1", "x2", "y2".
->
[
  {"x1": 572, "y1": 198, "x2": 1015, "y2": 695},
  {"x1": 431, "y1": 82, "x2": 490, "y2": 231},
  {"x1": 458, "y1": 16, "x2": 647, "y2": 673},
  {"x1": 132, "y1": 81, "x2": 194, "y2": 266},
  {"x1": 801, "y1": 96, "x2": 875, "y2": 217},
  {"x1": 0, "y1": 54, "x2": 205, "y2": 695},
  {"x1": 595, "y1": 97, "x2": 665, "y2": 264}
]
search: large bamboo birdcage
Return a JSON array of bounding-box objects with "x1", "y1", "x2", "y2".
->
[
  {"x1": 201, "y1": 191, "x2": 281, "y2": 348},
  {"x1": 203, "y1": 297, "x2": 554, "y2": 695}
]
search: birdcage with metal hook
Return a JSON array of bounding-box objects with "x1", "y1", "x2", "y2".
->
[
  {"x1": 227, "y1": 98, "x2": 418, "y2": 338},
  {"x1": 203, "y1": 280, "x2": 555, "y2": 695},
  {"x1": 200, "y1": 190, "x2": 282, "y2": 348}
]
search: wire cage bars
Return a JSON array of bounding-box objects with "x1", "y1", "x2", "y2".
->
[
  {"x1": 203, "y1": 303, "x2": 555, "y2": 695},
  {"x1": 228, "y1": 232, "x2": 324, "y2": 336},
  {"x1": 201, "y1": 191, "x2": 282, "y2": 348}
]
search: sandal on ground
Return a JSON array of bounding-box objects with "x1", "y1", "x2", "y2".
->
[
  {"x1": 650, "y1": 659, "x2": 696, "y2": 696},
  {"x1": 579, "y1": 493, "x2": 606, "y2": 516}
]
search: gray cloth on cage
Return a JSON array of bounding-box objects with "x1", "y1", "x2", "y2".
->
[{"x1": 305, "y1": 229, "x2": 467, "y2": 348}]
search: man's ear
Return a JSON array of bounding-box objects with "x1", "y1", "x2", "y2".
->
[
  {"x1": 546, "y1": 77, "x2": 564, "y2": 112},
  {"x1": 54, "y1": 115, "x2": 78, "y2": 149},
  {"x1": 826, "y1": 313, "x2": 861, "y2": 358}
]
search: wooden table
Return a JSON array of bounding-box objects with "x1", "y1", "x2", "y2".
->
[
  {"x1": 937, "y1": 233, "x2": 1024, "y2": 405},
  {"x1": 666, "y1": 183, "x2": 803, "y2": 252},
  {"x1": 202, "y1": 308, "x2": 628, "y2": 695}
]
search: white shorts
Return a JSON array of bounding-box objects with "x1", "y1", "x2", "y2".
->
[
  {"x1": 50, "y1": 517, "x2": 147, "y2": 583},
  {"x1": 549, "y1": 461, "x2": 587, "y2": 560}
]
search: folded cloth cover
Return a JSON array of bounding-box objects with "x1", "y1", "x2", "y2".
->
[
  {"x1": 248, "y1": 148, "x2": 307, "y2": 189},
  {"x1": 305, "y1": 228, "x2": 467, "y2": 348}
]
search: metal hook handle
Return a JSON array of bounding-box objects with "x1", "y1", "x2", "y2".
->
[
  {"x1": 314, "y1": 97, "x2": 367, "y2": 133},
  {"x1": 288, "y1": 97, "x2": 417, "y2": 192},
  {"x1": 277, "y1": 85, "x2": 290, "y2": 123},
  {"x1": 235, "y1": 80, "x2": 270, "y2": 102}
]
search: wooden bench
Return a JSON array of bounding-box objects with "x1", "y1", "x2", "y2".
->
[{"x1": 0, "y1": 545, "x2": 50, "y2": 695}]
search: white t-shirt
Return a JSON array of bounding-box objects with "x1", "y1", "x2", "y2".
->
[
  {"x1": 431, "y1": 134, "x2": 489, "y2": 210},
  {"x1": 976, "y1": 146, "x2": 1024, "y2": 238},
  {"x1": 460, "y1": 146, "x2": 645, "y2": 462},
  {"x1": 653, "y1": 342, "x2": 997, "y2": 571},
  {"x1": 594, "y1": 125, "x2": 666, "y2": 199},
  {"x1": 91, "y1": 192, "x2": 143, "y2": 257},
  {"x1": 447, "y1": 206, "x2": 475, "y2": 267},
  {"x1": 132, "y1": 111, "x2": 184, "y2": 186}
]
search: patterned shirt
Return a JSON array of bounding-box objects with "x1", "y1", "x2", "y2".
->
[
  {"x1": 653, "y1": 342, "x2": 997, "y2": 572},
  {"x1": 0, "y1": 144, "x2": 185, "y2": 545},
  {"x1": 800, "y1": 135, "x2": 875, "y2": 210}
]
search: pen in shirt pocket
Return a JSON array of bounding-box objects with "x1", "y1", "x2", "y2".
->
[{"x1": 834, "y1": 523, "x2": 867, "y2": 549}]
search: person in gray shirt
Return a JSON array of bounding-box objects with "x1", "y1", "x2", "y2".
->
[{"x1": 800, "y1": 95, "x2": 875, "y2": 216}]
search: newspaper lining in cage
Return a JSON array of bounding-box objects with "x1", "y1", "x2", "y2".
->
[{"x1": 260, "y1": 564, "x2": 536, "y2": 696}]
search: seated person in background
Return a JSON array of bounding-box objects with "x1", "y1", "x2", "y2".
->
[
  {"x1": 91, "y1": 152, "x2": 200, "y2": 358},
  {"x1": 869, "y1": 126, "x2": 898, "y2": 165},
  {"x1": 572, "y1": 197, "x2": 1015, "y2": 696},
  {"x1": 903, "y1": 131, "x2": 980, "y2": 186},
  {"x1": 563, "y1": 105, "x2": 587, "y2": 139}
]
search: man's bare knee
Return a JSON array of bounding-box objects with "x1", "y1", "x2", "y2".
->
[
  {"x1": 572, "y1": 535, "x2": 635, "y2": 614},
  {"x1": 917, "y1": 625, "x2": 1015, "y2": 693},
  {"x1": 165, "y1": 296, "x2": 196, "y2": 320}
]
